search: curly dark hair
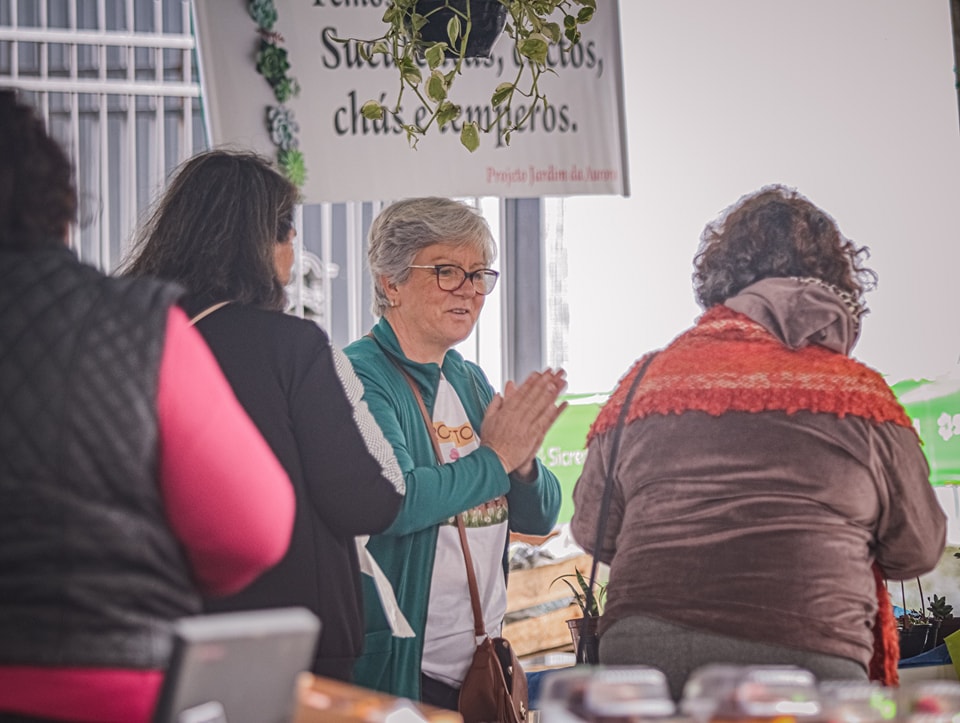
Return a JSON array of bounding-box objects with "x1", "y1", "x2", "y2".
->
[
  {"x1": 692, "y1": 185, "x2": 876, "y2": 309},
  {"x1": 122, "y1": 150, "x2": 298, "y2": 311},
  {"x1": 0, "y1": 89, "x2": 77, "y2": 250}
]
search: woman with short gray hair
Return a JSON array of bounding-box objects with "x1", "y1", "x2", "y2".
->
[
  {"x1": 367, "y1": 196, "x2": 497, "y2": 318},
  {"x1": 345, "y1": 196, "x2": 566, "y2": 710}
]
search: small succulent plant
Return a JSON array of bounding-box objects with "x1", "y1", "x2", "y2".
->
[
  {"x1": 928, "y1": 594, "x2": 954, "y2": 622},
  {"x1": 551, "y1": 566, "x2": 605, "y2": 618}
]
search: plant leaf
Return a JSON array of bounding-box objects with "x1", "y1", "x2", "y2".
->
[
  {"x1": 436, "y1": 100, "x2": 460, "y2": 127},
  {"x1": 518, "y1": 34, "x2": 549, "y2": 65},
  {"x1": 400, "y1": 58, "x2": 422, "y2": 86},
  {"x1": 491, "y1": 82, "x2": 514, "y2": 107},
  {"x1": 426, "y1": 70, "x2": 448, "y2": 102},
  {"x1": 446, "y1": 15, "x2": 462, "y2": 46},
  {"x1": 410, "y1": 12, "x2": 428, "y2": 32},
  {"x1": 360, "y1": 100, "x2": 384, "y2": 120},
  {"x1": 382, "y1": 6, "x2": 400, "y2": 24},
  {"x1": 542, "y1": 21, "x2": 562, "y2": 44},
  {"x1": 460, "y1": 121, "x2": 480, "y2": 152},
  {"x1": 425, "y1": 43, "x2": 446, "y2": 69}
]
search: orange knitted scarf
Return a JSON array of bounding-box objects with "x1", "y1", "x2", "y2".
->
[{"x1": 589, "y1": 305, "x2": 910, "y2": 685}]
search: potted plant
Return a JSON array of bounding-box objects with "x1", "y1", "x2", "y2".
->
[
  {"x1": 897, "y1": 578, "x2": 940, "y2": 659},
  {"x1": 334, "y1": 0, "x2": 597, "y2": 151},
  {"x1": 414, "y1": 0, "x2": 510, "y2": 58},
  {"x1": 551, "y1": 566, "x2": 605, "y2": 664},
  {"x1": 929, "y1": 594, "x2": 960, "y2": 647}
]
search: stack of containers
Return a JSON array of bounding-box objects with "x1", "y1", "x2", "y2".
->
[{"x1": 538, "y1": 665, "x2": 960, "y2": 723}]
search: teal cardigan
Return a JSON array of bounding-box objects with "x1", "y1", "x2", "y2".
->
[{"x1": 344, "y1": 318, "x2": 561, "y2": 700}]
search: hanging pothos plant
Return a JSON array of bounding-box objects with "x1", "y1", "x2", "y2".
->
[
  {"x1": 337, "y1": 0, "x2": 597, "y2": 151},
  {"x1": 249, "y1": 0, "x2": 306, "y2": 188}
]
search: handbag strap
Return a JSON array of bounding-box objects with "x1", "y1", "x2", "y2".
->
[
  {"x1": 188, "y1": 300, "x2": 231, "y2": 326},
  {"x1": 580, "y1": 352, "x2": 658, "y2": 659},
  {"x1": 367, "y1": 333, "x2": 488, "y2": 638},
  {"x1": 455, "y1": 514, "x2": 488, "y2": 639}
]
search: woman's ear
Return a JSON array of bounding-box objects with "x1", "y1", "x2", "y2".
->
[
  {"x1": 380, "y1": 274, "x2": 398, "y2": 294},
  {"x1": 379, "y1": 274, "x2": 400, "y2": 308}
]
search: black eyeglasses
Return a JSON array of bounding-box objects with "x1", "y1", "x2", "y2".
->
[{"x1": 408, "y1": 264, "x2": 500, "y2": 295}]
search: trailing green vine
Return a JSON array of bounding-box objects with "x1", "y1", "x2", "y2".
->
[
  {"x1": 245, "y1": 1, "x2": 596, "y2": 161},
  {"x1": 342, "y1": 0, "x2": 597, "y2": 151},
  {"x1": 249, "y1": 0, "x2": 306, "y2": 188}
]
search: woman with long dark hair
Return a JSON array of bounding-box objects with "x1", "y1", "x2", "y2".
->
[{"x1": 123, "y1": 150, "x2": 406, "y2": 682}]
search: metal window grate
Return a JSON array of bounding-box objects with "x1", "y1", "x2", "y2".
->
[{"x1": 0, "y1": 0, "x2": 204, "y2": 272}]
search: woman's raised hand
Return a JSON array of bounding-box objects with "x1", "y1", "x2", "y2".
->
[{"x1": 480, "y1": 368, "x2": 568, "y2": 479}]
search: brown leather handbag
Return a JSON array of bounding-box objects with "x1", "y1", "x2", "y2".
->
[{"x1": 388, "y1": 352, "x2": 528, "y2": 722}]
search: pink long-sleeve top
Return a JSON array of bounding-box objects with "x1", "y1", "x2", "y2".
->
[{"x1": 0, "y1": 307, "x2": 295, "y2": 722}]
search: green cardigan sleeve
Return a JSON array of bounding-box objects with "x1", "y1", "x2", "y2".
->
[
  {"x1": 506, "y1": 458, "x2": 562, "y2": 536},
  {"x1": 347, "y1": 343, "x2": 513, "y2": 537}
]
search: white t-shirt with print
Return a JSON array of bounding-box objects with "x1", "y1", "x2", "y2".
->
[{"x1": 420, "y1": 374, "x2": 509, "y2": 687}]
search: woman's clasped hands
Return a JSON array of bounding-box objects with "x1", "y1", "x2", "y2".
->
[{"x1": 480, "y1": 368, "x2": 568, "y2": 481}]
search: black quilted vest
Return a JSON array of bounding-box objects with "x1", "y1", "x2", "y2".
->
[{"x1": 0, "y1": 247, "x2": 202, "y2": 669}]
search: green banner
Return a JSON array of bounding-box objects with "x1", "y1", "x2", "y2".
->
[
  {"x1": 893, "y1": 376, "x2": 960, "y2": 487},
  {"x1": 537, "y1": 393, "x2": 608, "y2": 524}
]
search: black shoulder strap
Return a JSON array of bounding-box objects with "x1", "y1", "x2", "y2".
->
[{"x1": 579, "y1": 352, "x2": 658, "y2": 661}]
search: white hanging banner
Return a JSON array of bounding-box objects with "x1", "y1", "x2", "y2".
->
[{"x1": 193, "y1": 0, "x2": 629, "y2": 203}]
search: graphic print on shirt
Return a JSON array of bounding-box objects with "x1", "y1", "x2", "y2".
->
[{"x1": 432, "y1": 377, "x2": 508, "y2": 529}]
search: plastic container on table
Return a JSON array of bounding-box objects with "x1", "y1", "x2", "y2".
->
[
  {"x1": 817, "y1": 680, "x2": 897, "y2": 723},
  {"x1": 539, "y1": 665, "x2": 679, "y2": 723},
  {"x1": 680, "y1": 665, "x2": 821, "y2": 723},
  {"x1": 898, "y1": 679, "x2": 960, "y2": 723}
]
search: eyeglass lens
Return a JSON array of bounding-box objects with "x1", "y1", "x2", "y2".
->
[{"x1": 436, "y1": 265, "x2": 498, "y2": 294}]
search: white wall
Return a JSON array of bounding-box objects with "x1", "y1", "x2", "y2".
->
[{"x1": 558, "y1": 0, "x2": 960, "y2": 395}]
